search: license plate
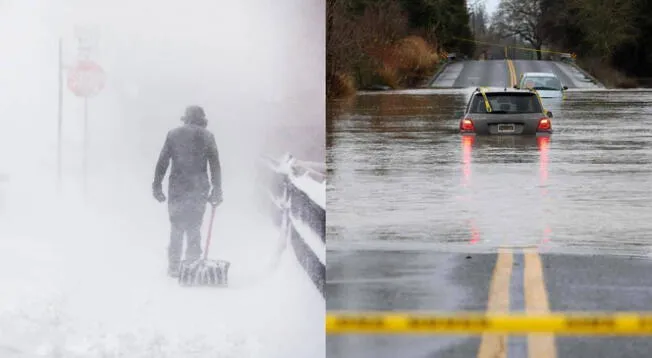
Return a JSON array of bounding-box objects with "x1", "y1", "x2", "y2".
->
[{"x1": 497, "y1": 124, "x2": 515, "y2": 133}]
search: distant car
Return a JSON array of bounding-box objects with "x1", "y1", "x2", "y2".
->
[
  {"x1": 457, "y1": 87, "x2": 553, "y2": 136},
  {"x1": 515, "y1": 72, "x2": 568, "y2": 98}
]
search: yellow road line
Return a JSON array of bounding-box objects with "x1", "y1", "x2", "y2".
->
[
  {"x1": 506, "y1": 59, "x2": 517, "y2": 87},
  {"x1": 524, "y1": 249, "x2": 557, "y2": 358},
  {"x1": 477, "y1": 248, "x2": 513, "y2": 358},
  {"x1": 506, "y1": 60, "x2": 512, "y2": 87}
]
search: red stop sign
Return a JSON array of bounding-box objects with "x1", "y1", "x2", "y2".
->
[{"x1": 67, "y1": 60, "x2": 106, "y2": 98}]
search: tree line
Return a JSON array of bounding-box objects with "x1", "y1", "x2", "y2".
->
[
  {"x1": 492, "y1": 0, "x2": 652, "y2": 86},
  {"x1": 327, "y1": 0, "x2": 475, "y2": 97},
  {"x1": 327, "y1": 0, "x2": 650, "y2": 95}
]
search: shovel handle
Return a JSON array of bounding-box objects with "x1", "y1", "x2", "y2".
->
[{"x1": 203, "y1": 204, "x2": 218, "y2": 260}]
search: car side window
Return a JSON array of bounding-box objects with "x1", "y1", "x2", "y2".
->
[
  {"x1": 466, "y1": 93, "x2": 479, "y2": 112},
  {"x1": 470, "y1": 94, "x2": 488, "y2": 113},
  {"x1": 522, "y1": 94, "x2": 543, "y2": 112}
]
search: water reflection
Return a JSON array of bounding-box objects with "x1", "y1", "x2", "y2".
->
[
  {"x1": 542, "y1": 226, "x2": 552, "y2": 245},
  {"x1": 470, "y1": 136, "x2": 543, "y2": 166},
  {"x1": 461, "y1": 136, "x2": 478, "y2": 244},
  {"x1": 469, "y1": 219, "x2": 480, "y2": 245},
  {"x1": 461, "y1": 135, "x2": 553, "y2": 248},
  {"x1": 461, "y1": 135, "x2": 474, "y2": 187},
  {"x1": 461, "y1": 136, "x2": 480, "y2": 245},
  {"x1": 326, "y1": 94, "x2": 467, "y2": 139},
  {"x1": 538, "y1": 136, "x2": 550, "y2": 185},
  {"x1": 538, "y1": 136, "x2": 551, "y2": 247},
  {"x1": 354, "y1": 94, "x2": 460, "y2": 119}
]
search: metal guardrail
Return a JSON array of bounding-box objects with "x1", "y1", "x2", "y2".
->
[
  {"x1": 327, "y1": 312, "x2": 652, "y2": 335},
  {"x1": 258, "y1": 153, "x2": 325, "y2": 296}
]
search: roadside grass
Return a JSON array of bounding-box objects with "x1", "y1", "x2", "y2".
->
[
  {"x1": 374, "y1": 36, "x2": 441, "y2": 89},
  {"x1": 327, "y1": 0, "x2": 444, "y2": 98},
  {"x1": 329, "y1": 35, "x2": 442, "y2": 98}
]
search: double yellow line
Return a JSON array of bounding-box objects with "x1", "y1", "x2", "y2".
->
[
  {"x1": 325, "y1": 248, "x2": 557, "y2": 358},
  {"x1": 478, "y1": 247, "x2": 556, "y2": 358},
  {"x1": 506, "y1": 59, "x2": 518, "y2": 87}
]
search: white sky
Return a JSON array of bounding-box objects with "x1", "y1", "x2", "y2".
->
[
  {"x1": 484, "y1": 0, "x2": 501, "y2": 16},
  {"x1": 0, "y1": 0, "x2": 324, "y2": 208}
]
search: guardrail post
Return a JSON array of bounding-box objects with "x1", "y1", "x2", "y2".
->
[
  {"x1": 259, "y1": 152, "x2": 326, "y2": 296},
  {"x1": 279, "y1": 177, "x2": 291, "y2": 247}
]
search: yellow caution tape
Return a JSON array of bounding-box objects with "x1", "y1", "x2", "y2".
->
[
  {"x1": 327, "y1": 312, "x2": 652, "y2": 335},
  {"x1": 478, "y1": 87, "x2": 493, "y2": 113},
  {"x1": 453, "y1": 37, "x2": 574, "y2": 56}
]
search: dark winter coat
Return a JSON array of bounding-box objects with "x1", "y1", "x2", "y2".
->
[{"x1": 153, "y1": 118, "x2": 221, "y2": 203}]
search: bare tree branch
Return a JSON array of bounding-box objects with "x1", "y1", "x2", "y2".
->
[{"x1": 491, "y1": 0, "x2": 544, "y2": 58}]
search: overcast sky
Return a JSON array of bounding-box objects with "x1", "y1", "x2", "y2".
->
[
  {"x1": 485, "y1": 0, "x2": 500, "y2": 15},
  {"x1": 478, "y1": 0, "x2": 500, "y2": 20},
  {"x1": 0, "y1": 0, "x2": 324, "y2": 209}
]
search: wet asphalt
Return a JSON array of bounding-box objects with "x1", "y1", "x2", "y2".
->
[{"x1": 327, "y1": 60, "x2": 652, "y2": 357}]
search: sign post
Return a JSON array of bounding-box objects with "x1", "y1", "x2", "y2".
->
[
  {"x1": 67, "y1": 59, "x2": 106, "y2": 196},
  {"x1": 66, "y1": 27, "x2": 105, "y2": 199}
]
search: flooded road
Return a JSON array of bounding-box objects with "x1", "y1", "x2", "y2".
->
[
  {"x1": 327, "y1": 89, "x2": 652, "y2": 255},
  {"x1": 327, "y1": 89, "x2": 652, "y2": 358}
]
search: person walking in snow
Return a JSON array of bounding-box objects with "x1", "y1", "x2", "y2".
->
[{"x1": 152, "y1": 105, "x2": 223, "y2": 278}]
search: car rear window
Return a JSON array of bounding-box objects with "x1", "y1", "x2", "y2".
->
[{"x1": 468, "y1": 93, "x2": 543, "y2": 114}]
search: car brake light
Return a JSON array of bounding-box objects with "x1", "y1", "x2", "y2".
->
[
  {"x1": 461, "y1": 118, "x2": 475, "y2": 131},
  {"x1": 537, "y1": 118, "x2": 551, "y2": 131}
]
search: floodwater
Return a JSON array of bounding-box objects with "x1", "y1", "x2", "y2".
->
[{"x1": 327, "y1": 89, "x2": 652, "y2": 256}]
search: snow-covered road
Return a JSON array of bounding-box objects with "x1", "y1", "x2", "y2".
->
[{"x1": 0, "y1": 192, "x2": 323, "y2": 357}]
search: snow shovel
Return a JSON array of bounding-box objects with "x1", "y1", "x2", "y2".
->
[{"x1": 178, "y1": 203, "x2": 230, "y2": 287}]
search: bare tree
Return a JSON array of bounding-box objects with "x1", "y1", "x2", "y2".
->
[
  {"x1": 468, "y1": 0, "x2": 488, "y2": 36},
  {"x1": 326, "y1": 0, "x2": 360, "y2": 96},
  {"x1": 469, "y1": 5, "x2": 488, "y2": 36},
  {"x1": 491, "y1": 0, "x2": 544, "y2": 59}
]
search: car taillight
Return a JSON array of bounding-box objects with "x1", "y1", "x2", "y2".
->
[
  {"x1": 460, "y1": 118, "x2": 475, "y2": 131},
  {"x1": 537, "y1": 117, "x2": 552, "y2": 131}
]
